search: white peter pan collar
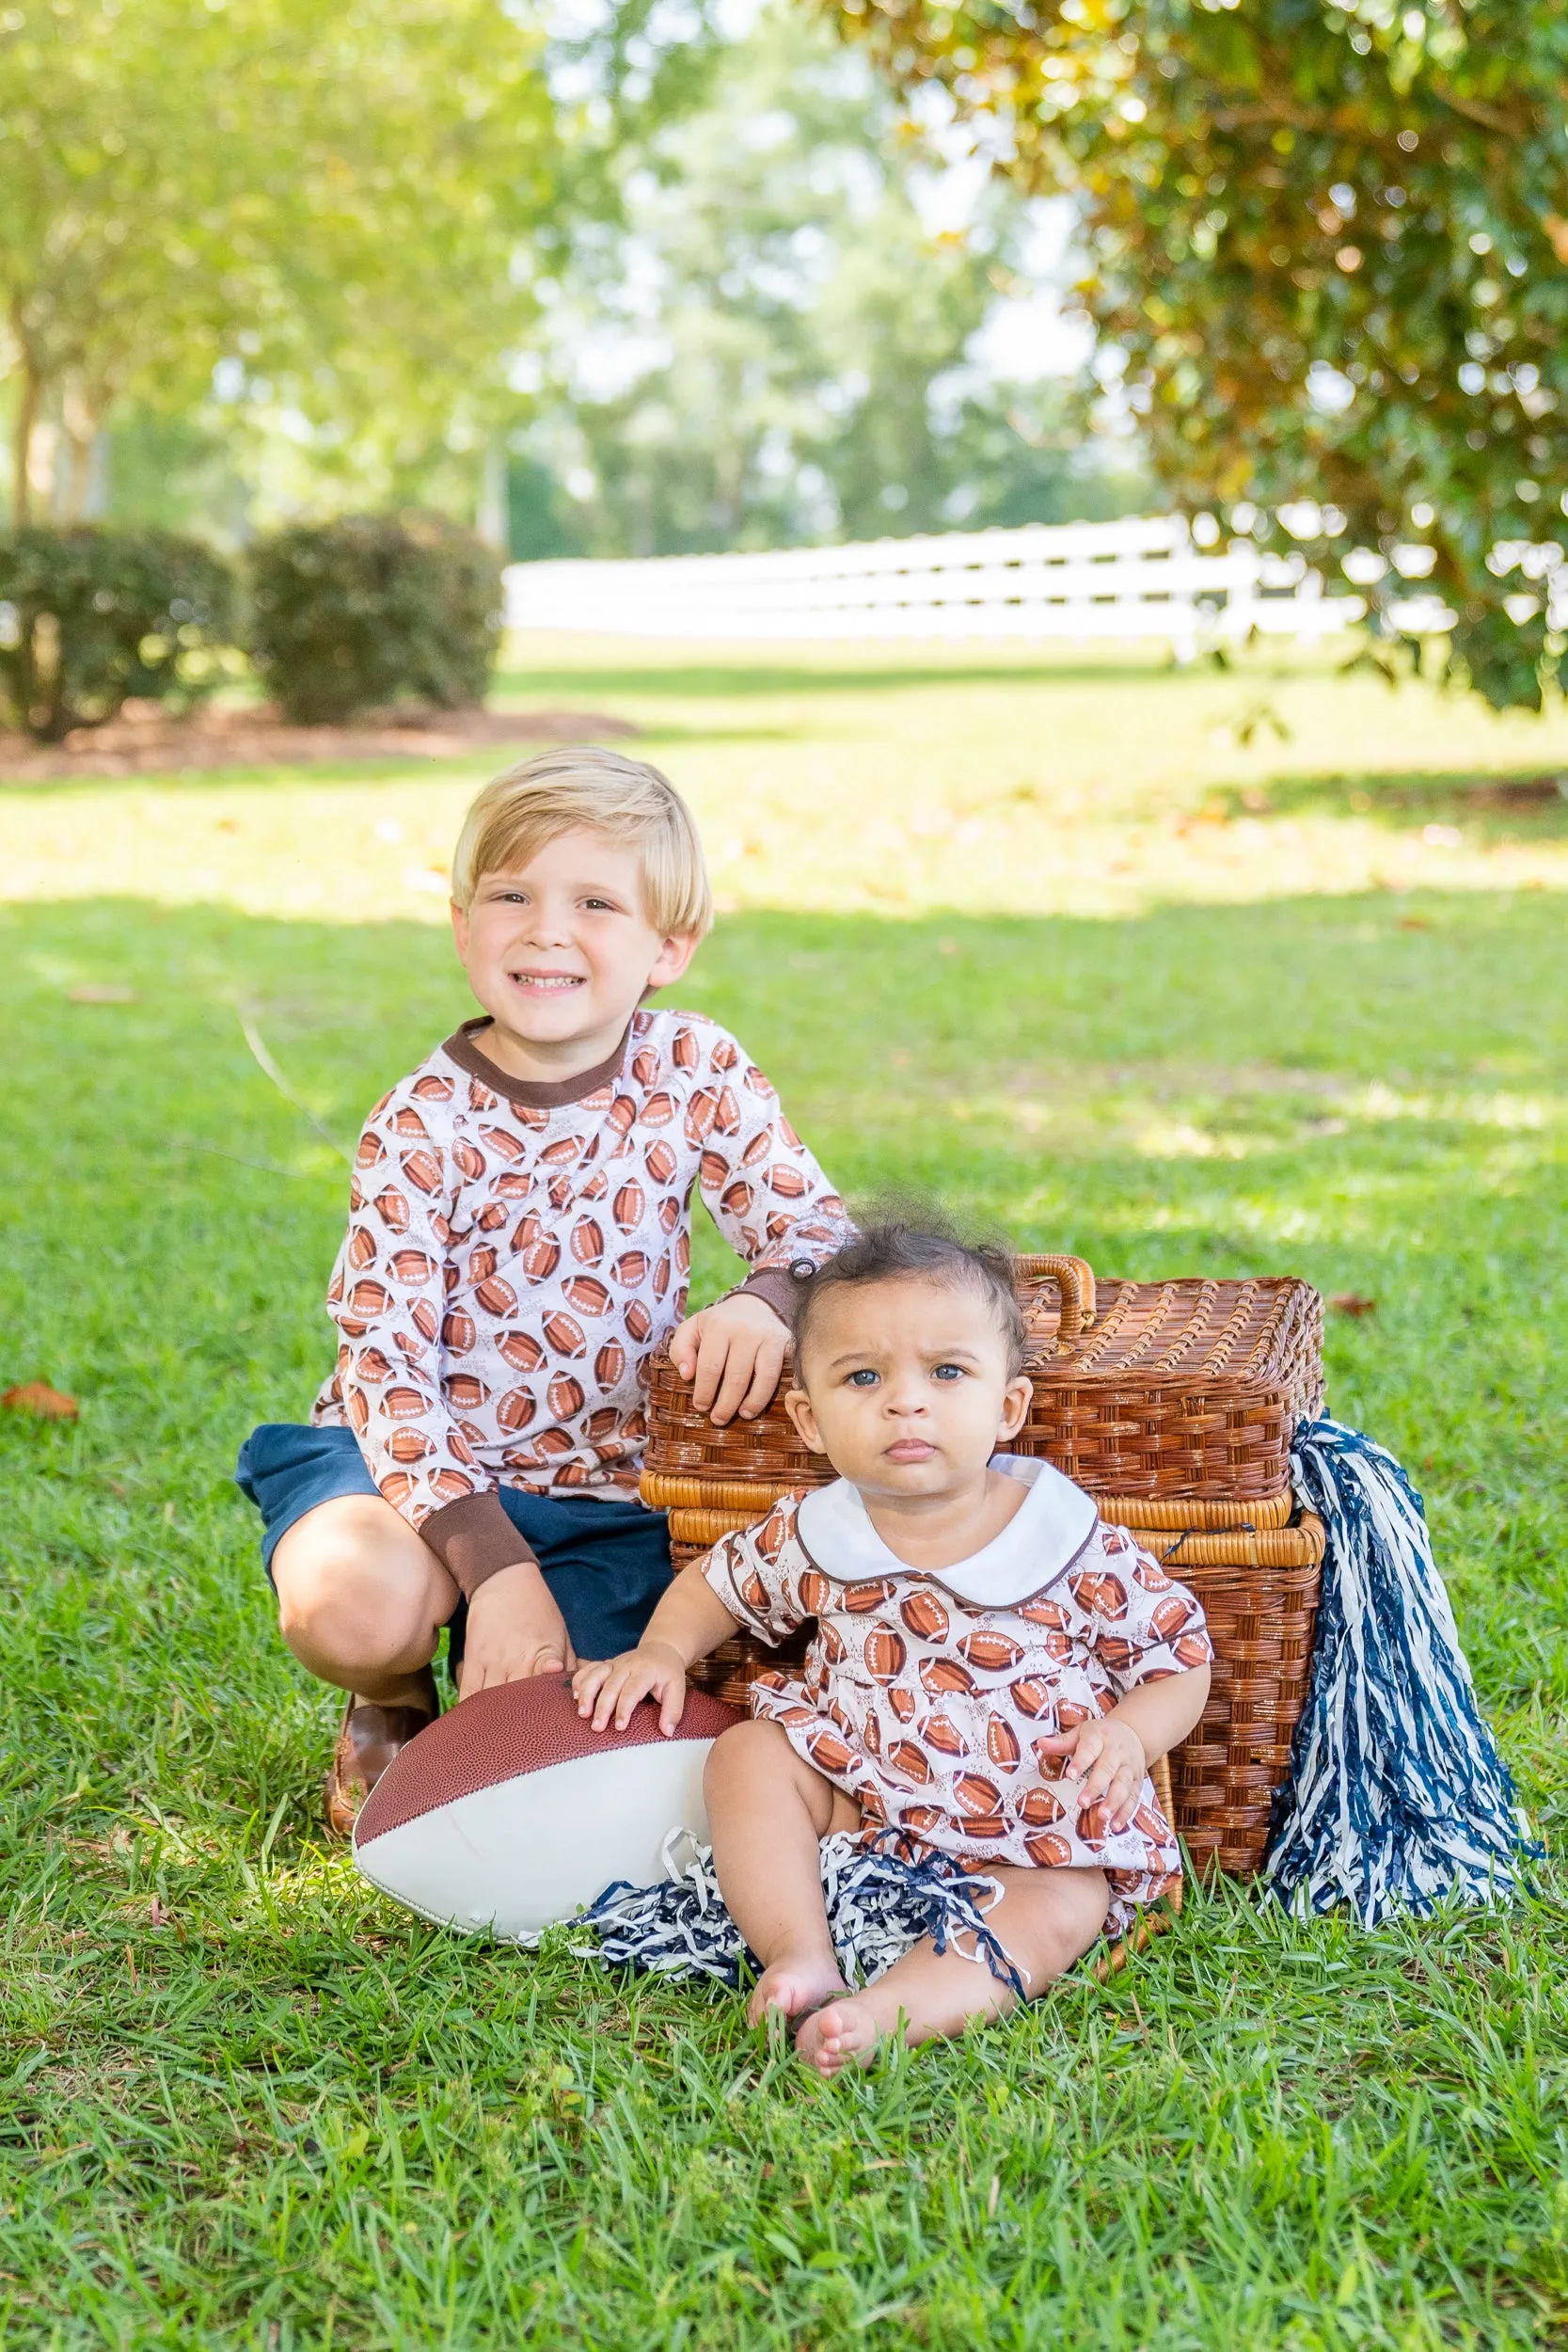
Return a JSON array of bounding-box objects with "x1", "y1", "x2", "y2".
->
[{"x1": 795, "y1": 1453, "x2": 1099, "y2": 1611}]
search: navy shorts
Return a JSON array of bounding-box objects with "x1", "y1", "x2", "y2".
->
[{"x1": 234, "y1": 1422, "x2": 673, "y2": 1664}]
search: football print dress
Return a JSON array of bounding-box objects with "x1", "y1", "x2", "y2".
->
[{"x1": 701, "y1": 1454, "x2": 1213, "y2": 1938}]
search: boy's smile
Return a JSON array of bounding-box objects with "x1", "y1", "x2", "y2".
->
[{"x1": 451, "y1": 827, "x2": 700, "y2": 1083}]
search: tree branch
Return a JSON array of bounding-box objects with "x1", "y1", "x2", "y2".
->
[
  {"x1": 10, "y1": 301, "x2": 39, "y2": 528},
  {"x1": 1204, "y1": 86, "x2": 1530, "y2": 145}
]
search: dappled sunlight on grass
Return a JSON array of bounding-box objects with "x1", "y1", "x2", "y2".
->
[
  {"x1": 955, "y1": 1076, "x2": 1561, "y2": 1167},
  {"x1": 1346, "y1": 1081, "x2": 1557, "y2": 1130},
  {"x1": 5, "y1": 636, "x2": 1568, "y2": 926}
]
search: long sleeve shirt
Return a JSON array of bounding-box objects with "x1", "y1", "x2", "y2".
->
[{"x1": 311, "y1": 1009, "x2": 849, "y2": 1597}]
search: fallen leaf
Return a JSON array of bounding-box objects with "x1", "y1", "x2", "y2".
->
[
  {"x1": 1398, "y1": 914, "x2": 1433, "y2": 930},
  {"x1": 1330, "y1": 1294, "x2": 1377, "y2": 1318},
  {"x1": 68, "y1": 985, "x2": 136, "y2": 1005},
  {"x1": 150, "y1": 1897, "x2": 168, "y2": 1928},
  {"x1": 2, "y1": 1380, "x2": 80, "y2": 1419}
]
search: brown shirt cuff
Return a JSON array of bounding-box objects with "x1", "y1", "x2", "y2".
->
[
  {"x1": 732, "y1": 1258, "x2": 819, "y2": 1324},
  {"x1": 420, "y1": 1490, "x2": 538, "y2": 1598}
]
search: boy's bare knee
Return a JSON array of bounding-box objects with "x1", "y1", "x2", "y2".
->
[
  {"x1": 278, "y1": 1568, "x2": 438, "y2": 1678},
  {"x1": 274, "y1": 1502, "x2": 448, "y2": 1678}
]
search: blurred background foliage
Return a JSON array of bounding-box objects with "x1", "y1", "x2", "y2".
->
[
  {"x1": 831, "y1": 0, "x2": 1568, "y2": 710},
  {"x1": 510, "y1": 5, "x2": 1148, "y2": 553},
  {"x1": 0, "y1": 0, "x2": 564, "y2": 528},
  {"x1": 3, "y1": 0, "x2": 1564, "y2": 707},
  {"x1": 0, "y1": 0, "x2": 1147, "y2": 562}
]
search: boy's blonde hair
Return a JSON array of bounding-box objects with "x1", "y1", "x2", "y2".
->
[{"x1": 451, "y1": 746, "x2": 714, "y2": 937}]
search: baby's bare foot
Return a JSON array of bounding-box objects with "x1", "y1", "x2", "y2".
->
[
  {"x1": 795, "y1": 1994, "x2": 883, "y2": 2075},
  {"x1": 746, "y1": 1950, "x2": 847, "y2": 2029}
]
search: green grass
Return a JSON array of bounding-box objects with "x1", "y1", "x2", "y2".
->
[{"x1": 2, "y1": 638, "x2": 1566, "y2": 2345}]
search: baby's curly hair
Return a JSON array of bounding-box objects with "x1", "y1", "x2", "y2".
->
[{"x1": 789, "y1": 1212, "x2": 1027, "y2": 1376}]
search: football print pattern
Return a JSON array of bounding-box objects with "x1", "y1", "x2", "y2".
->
[
  {"x1": 313, "y1": 1010, "x2": 849, "y2": 1527},
  {"x1": 703, "y1": 1510, "x2": 1213, "y2": 1938}
]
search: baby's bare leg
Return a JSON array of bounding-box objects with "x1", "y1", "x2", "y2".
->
[
  {"x1": 797, "y1": 1865, "x2": 1111, "y2": 2077},
  {"x1": 704, "y1": 1719, "x2": 861, "y2": 2028},
  {"x1": 273, "y1": 1494, "x2": 457, "y2": 1708}
]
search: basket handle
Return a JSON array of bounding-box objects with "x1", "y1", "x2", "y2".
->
[{"x1": 1014, "y1": 1252, "x2": 1097, "y2": 1345}]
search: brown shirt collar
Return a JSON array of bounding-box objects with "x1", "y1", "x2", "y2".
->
[{"x1": 439, "y1": 1016, "x2": 632, "y2": 1110}]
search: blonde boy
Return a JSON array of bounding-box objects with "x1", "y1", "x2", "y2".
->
[{"x1": 236, "y1": 748, "x2": 849, "y2": 1831}]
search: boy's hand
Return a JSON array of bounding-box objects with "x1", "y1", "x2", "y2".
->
[
  {"x1": 573, "y1": 1642, "x2": 689, "y2": 1737},
  {"x1": 458, "y1": 1562, "x2": 575, "y2": 1698},
  {"x1": 1034, "y1": 1719, "x2": 1148, "y2": 1834},
  {"x1": 670, "y1": 1293, "x2": 789, "y2": 1424}
]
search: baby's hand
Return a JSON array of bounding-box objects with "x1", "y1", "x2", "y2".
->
[
  {"x1": 669, "y1": 1293, "x2": 789, "y2": 1424},
  {"x1": 573, "y1": 1642, "x2": 689, "y2": 1737},
  {"x1": 1034, "y1": 1719, "x2": 1148, "y2": 1834}
]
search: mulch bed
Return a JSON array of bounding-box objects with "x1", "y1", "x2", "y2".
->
[
  {"x1": 0, "y1": 702, "x2": 638, "y2": 783},
  {"x1": 1387, "y1": 775, "x2": 1565, "y2": 809}
]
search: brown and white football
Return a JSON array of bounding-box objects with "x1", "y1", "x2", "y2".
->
[{"x1": 353, "y1": 1673, "x2": 740, "y2": 1939}]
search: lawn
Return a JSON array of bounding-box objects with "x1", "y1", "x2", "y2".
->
[{"x1": 2, "y1": 636, "x2": 1566, "y2": 2347}]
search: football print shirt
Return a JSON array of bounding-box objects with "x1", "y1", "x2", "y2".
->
[{"x1": 312, "y1": 1009, "x2": 849, "y2": 1580}]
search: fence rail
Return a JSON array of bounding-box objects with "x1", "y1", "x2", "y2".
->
[{"x1": 504, "y1": 516, "x2": 1370, "y2": 649}]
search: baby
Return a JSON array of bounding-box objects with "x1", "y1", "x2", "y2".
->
[{"x1": 574, "y1": 1221, "x2": 1213, "y2": 2074}]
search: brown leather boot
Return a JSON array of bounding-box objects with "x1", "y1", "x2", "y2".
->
[{"x1": 324, "y1": 1668, "x2": 439, "y2": 1839}]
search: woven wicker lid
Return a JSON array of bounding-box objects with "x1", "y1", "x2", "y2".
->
[{"x1": 1026, "y1": 1269, "x2": 1323, "y2": 1404}]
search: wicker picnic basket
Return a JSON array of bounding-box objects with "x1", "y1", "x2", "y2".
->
[
  {"x1": 650, "y1": 1254, "x2": 1323, "y2": 1504},
  {"x1": 643, "y1": 1254, "x2": 1326, "y2": 1880}
]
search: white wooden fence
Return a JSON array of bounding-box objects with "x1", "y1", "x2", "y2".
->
[{"x1": 504, "y1": 516, "x2": 1369, "y2": 649}]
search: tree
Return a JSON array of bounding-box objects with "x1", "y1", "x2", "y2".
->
[
  {"x1": 829, "y1": 0, "x2": 1568, "y2": 709},
  {"x1": 0, "y1": 0, "x2": 561, "y2": 526},
  {"x1": 515, "y1": 5, "x2": 1145, "y2": 555}
]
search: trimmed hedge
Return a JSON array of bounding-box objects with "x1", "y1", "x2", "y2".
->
[
  {"x1": 0, "y1": 527, "x2": 239, "y2": 742},
  {"x1": 248, "y1": 512, "x2": 505, "y2": 725}
]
